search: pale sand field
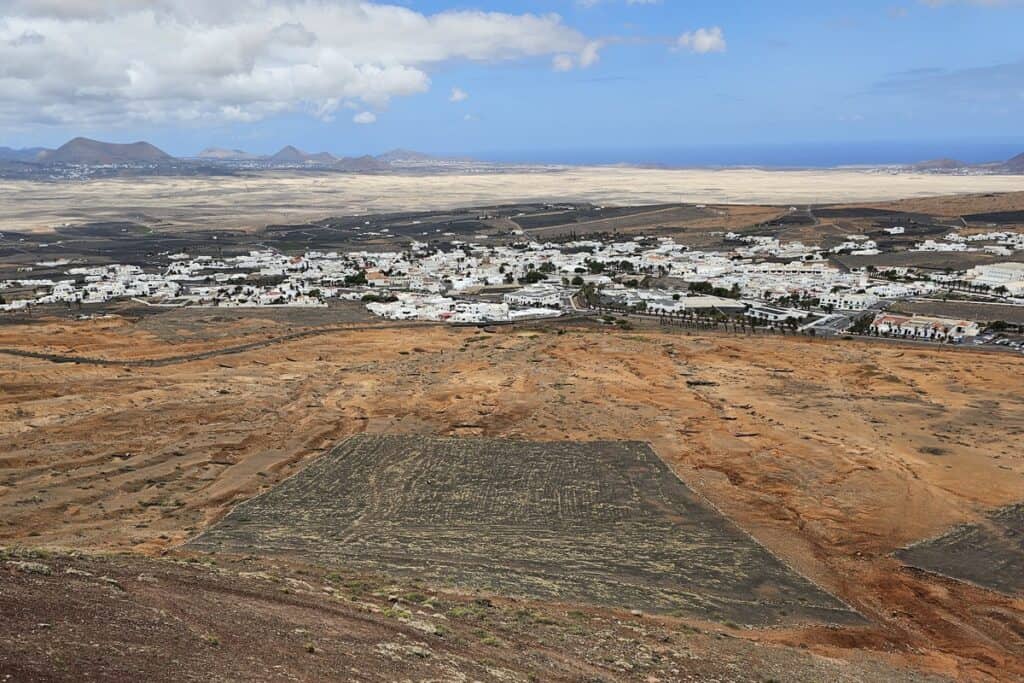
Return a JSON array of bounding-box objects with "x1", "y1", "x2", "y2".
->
[{"x1": 2, "y1": 166, "x2": 1024, "y2": 233}]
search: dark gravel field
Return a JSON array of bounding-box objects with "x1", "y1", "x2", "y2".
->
[{"x1": 189, "y1": 434, "x2": 862, "y2": 627}]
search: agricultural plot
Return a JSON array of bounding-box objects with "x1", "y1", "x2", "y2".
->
[
  {"x1": 896, "y1": 503, "x2": 1024, "y2": 596},
  {"x1": 188, "y1": 435, "x2": 862, "y2": 626},
  {"x1": 963, "y1": 210, "x2": 1024, "y2": 224}
]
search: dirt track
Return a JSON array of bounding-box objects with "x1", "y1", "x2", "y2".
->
[{"x1": 1, "y1": 313, "x2": 1023, "y2": 680}]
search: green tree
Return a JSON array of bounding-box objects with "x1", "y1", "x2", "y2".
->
[
  {"x1": 520, "y1": 271, "x2": 547, "y2": 284},
  {"x1": 849, "y1": 314, "x2": 874, "y2": 335},
  {"x1": 345, "y1": 270, "x2": 368, "y2": 286}
]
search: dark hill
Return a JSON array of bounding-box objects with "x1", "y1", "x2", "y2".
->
[
  {"x1": 377, "y1": 148, "x2": 436, "y2": 163},
  {"x1": 912, "y1": 158, "x2": 965, "y2": 171},
  {"x1": 1003, "y1": 153, "x2": 1024, "y2": 173},
  {"x1": 269, "y1": 146, "x2": 337, "y2": 163},
  {"x1": 0, "y1": 146, "x2": 51, "y2": 163},
  {"x1": 197, "y1": 147, "x2": 258, "y2": 161},
  {"x1": 43, "y1": 137, "x2": 172, "y2": 164},
  {"x1": 337, "y1": 154, "x2": 388, "y2": 171}
]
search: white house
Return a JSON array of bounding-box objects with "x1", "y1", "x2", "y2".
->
[
  {"x1": 504, "y1": 284, "x2": 565, "y2": 308},
  {"x1": 870, "y1": 313, "x2": 979, "y2": 342},
  {"x1": 821, "y1": 291, "x2": 879, "y2": 311},
  {"x1": 745, "y1": 304, "x2": 807, "y2": 323}
]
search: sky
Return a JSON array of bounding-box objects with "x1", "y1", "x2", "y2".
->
[{"x1": 2, "y1": 0, "x2": 1024, "y2": 164}]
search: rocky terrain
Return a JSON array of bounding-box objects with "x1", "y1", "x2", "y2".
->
[{"x1": 1, "y1": 547, "x2": 944, "y2": 683}]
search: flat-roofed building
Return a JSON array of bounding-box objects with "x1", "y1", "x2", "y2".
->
[
  {"x1": 503, "y1": 284, "x2": 566, "y2": 308},
  {"x1": 968, "y1": 262, "x2": 1024, "y2": 294},
  {"x1": 870, "y1": 313, "x2": 979, "y2": 342},
  {"x1": 821, "y1": 291, "x2": 879, "y2": 311}
]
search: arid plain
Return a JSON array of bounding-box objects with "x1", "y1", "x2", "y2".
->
[{"x1": 4, "y1": 166, "x2": 1024, "y2": 233}]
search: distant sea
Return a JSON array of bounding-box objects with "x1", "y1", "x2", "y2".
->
[{"x1": 480, "y1": 141, "x2": 1024, "y2": 169}]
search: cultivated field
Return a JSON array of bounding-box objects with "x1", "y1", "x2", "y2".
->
[{"x1": 190, "y1": 434, "x2": 860, "y2": 626}]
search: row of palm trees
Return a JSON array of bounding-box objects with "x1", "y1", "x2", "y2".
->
[{"x1": 593, "y1": 305, "x2": 808, "y2": 334}]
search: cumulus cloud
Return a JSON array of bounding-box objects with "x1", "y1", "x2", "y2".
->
[
  {"x1": 0, "y1": 0, "x2": 595, "y2": 126},
  {"x1": 352, "y1": 111, "x2": 377, "y2": 124},
  {"x1": 449, "y1": 87, "x2": 469, "y2": 103},
  {"x1": 676, "y1": 27, "x2": 727, "y2": 54}
]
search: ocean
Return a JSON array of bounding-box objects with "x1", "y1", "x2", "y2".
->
[{"x1": 480, "y1": 140, "x2": 1024, "y2": 169}]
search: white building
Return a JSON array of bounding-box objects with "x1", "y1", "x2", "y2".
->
[
  {"x1": 821, "y1": 291, "x2": 879, "y2": 311},
  {"x1": 745, "y1": 304, "x2": 807, "y2": 323},
  {"x1": 451, "y1": 301, "x2": 509, "y2": 323},
  {"x1": 504, "y1": 284, "x2": 565, "y2": 308},
  {"x1": 870, "y1": 314, "x2": 979, "y2": 342},
  {"x1": 968, "y1": 262, "x2": 1024, "y2": 294}
]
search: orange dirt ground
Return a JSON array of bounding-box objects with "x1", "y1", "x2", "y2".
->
[{"x1": 1, "y1": 314, "x2": 1023, "y2": 681}]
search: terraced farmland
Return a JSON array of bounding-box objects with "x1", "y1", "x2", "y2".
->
[{"x1": 188, "y1": 435, "x2": 861, "y2": 626}]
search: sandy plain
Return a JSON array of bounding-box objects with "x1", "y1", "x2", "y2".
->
[{"x1": 3, "y1": 166, "x2": 1024, "y2": 233}]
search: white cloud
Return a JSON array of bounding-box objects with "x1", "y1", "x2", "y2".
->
[
  {"x1": 0, "y1": 0, "x2": 595, "y2": 126},
  {"x1": 552, "y1": 54, "x2": 577, "y2": 72},
  {"x1": 676, "y1": 26, "x2": 727, "y2": 54},
  {"x1": 579, "y1": 41, "x2": 603, "y2": 68},
  {"x1": 353, "y1": 111, "x2": 377, "y2": 124},
  {"x1": 449, "y1": 87, "x2": 469, "y2": 103},
  {"x1": 551, "y1": 40, "x2": 602, "y2": 71}
]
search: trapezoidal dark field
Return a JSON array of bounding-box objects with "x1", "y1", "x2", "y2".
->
[{"x1": 188, "y1": 434, "x2": 862, "y2": 626}]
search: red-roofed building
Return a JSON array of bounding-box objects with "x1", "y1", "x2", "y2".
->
[{"x1": 870, "y1": 313, "x2": 979, "y2": 343}]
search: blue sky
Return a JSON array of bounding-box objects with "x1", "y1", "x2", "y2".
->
[{"x1": 2, "y1": 0, "x2": 1024, "y2": 163}]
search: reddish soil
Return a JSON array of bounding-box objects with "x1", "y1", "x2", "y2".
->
[{"x1": 1, "y1": 314, "x2": 1022, "y2": 680}]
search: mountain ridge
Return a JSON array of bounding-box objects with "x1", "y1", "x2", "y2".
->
[
  {"x1": 269, "y1": 145, "x2": 337, "y2": 164},
  {"x1": 2, "y1": 137, "x2": 1022, "y2": 173},
  {"x1": 196, "y1": 147, "x2": 259, "y2": 161},
  {"x1": 40, "y1": 137, "x2": 172, "y2": 164},
  {"x1": 0, "y1": 146, "x2": 51, "y2": 163}
]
